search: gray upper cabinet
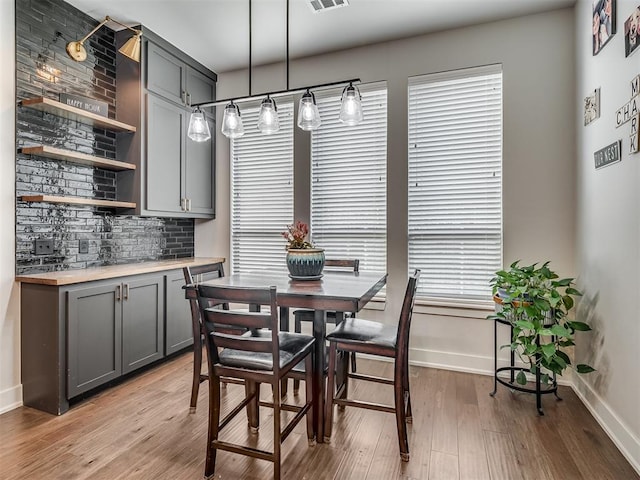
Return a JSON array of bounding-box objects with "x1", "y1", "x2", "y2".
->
[
  {"x1": 146, "y1": 42, "x2": 186, "y2": 105},
  {"x1": 116, "y1": 27, "x2": 217, "y2": 219}
]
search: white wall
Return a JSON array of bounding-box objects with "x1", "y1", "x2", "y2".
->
[
  {"x1": 574, "y1": 0, "x2": 640, "y2": 471},
  {"x1": 0, "y1": 0, "x2": 21, "y2": 414},
  {"x1": 202, "y1": 8, "x2": 577, "y2": 375}
]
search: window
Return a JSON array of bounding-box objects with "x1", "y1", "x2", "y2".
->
[
  {"x1": 408, "y1": 65, "x2": 502, "y2": 303},
  {"x1": 231, "y1": 100, "x2": 294, "y2": 273},
  {"x1": 311, "y1": 84, "x2": 387, "y2": 273}
]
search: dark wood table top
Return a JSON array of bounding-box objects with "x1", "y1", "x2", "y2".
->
[{"x1": 200, "y1": 270, "x2": 387, "y2": 312}]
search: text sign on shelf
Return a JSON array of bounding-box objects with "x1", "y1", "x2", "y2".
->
[
  {"x1": 594, "y1": 140, "x2": 622, "y2": 169},
  {"x1": 59, "y1": 93, "x2": 108, "y2": 118}
]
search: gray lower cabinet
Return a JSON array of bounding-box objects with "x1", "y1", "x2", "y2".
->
[
  {"x1": 165, "y1": 270, "x2": 194, "y2": 355},
  {"x1": 22, "y1": 273, "x2": 164, "y2": 414}
]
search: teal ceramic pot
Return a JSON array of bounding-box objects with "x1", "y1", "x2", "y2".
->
[{"x1": 286, "y1": 248, "x2": 325, "y2": 277}]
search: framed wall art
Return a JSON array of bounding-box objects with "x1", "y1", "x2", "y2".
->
[
  {"x1": 584, "y1": 88, "x2": 601, "y2": 125},
  {"x1": 624, "y1": 5, "x2": 640, "y2": 57},
  {"x1": 593, "y1": 0, "x2": 616, "y2": 55}
]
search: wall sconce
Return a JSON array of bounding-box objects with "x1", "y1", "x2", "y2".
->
[{"x1": 66, "y1": 15, "x2": 142, "y2": 63}]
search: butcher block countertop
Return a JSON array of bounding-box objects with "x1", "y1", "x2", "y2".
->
[{"x1": 15, "y1": 257, "x2": 226, "y2": 286}]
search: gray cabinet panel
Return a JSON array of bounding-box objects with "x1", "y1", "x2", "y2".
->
[
  {"x1": 186, "y1": 67, "x2": 215, "y2": 106},
  {"x1": 165, "y1": 270, "x2": 193, "y2": 355},
  {"x1": 147, "y1": 94, "x2": 184, "y2": 213},
  {"x1": 122, "y1": 275, "x2": 164, "y2": 374},
  {"x1": 146, "y1": 42, "x2": 185, "y2": 105},
  {"x1": 185, "y1": 118, "x2": 215, "y2": 215},
  {"x1": 67, "y1": 282, "x2": 122, "y2": 398}
]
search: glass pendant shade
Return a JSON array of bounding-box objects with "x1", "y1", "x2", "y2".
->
[
  {"x1": 221, "y1": 102, "x2": 245, "y2": 139},
  {"x1": 339, "y1": 83, "x2": 363, "y2": 126},
  {"x1": 187, "y1": 107, "x2": 211, "y2": 142},
  {"x1": 297, "y1": 90, "x2": 321, "y2": 131},
  {"x1": 257, "y1": 96, "x2": 280, "y2": 134}
]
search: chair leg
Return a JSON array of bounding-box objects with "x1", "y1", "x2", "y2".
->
[
  {"x1": 293, "y1": 316, "x2": 302, "y2": 394},
  {"x1": 190, "y1": 335, "x2": 203, "y2": 413},
  {"x1": 394, "y1": 359, "x2": 410, "y2": 462},
  {"x1": 246, "y1": 381, "x2": 260, "y2": 433},
  {"x1": 273, "y1": 379, "x2": 282, "y2": 480},
  {"x1": 350, "y1": 351, "x2": 357, "y2": 373},
  {"x1": 324, "y1": 342, "x2": 338, "y2": 442},
  {"x1": 204, "y1": 375, "x2": 221, "y2": 478},
  {"x1": 403, "y1": 352, "x2": 412, "y2": 424},
  {"x1": 304, "y1": 354, "x2": 316, "y2": 446}
]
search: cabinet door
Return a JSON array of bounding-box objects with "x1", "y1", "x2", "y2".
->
[
  {"x1": 165, "y1": 270, "x2": 194, "y2": 355},
  {"x1": 186, "y1": 67, "x2": 215, "y2": 106},
  {"x1": 67, "y1": 282, "x2": 122, "y2": 398},
  {"x1": 122, "y1": 275, "x2": 165, "y2": 374},
  {"x1": 146, "y1": 42, "x2": 186, "y2": 106},
  {"x1": 147, "y1": 93, "x2": 184, "y2": 214},
  {"x1": 185, "y1": 113, "x2": 215, "y2": 216}
]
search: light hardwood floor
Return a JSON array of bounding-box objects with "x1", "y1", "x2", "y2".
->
[{"x1": 1, "y1": 353, "x2": 637, "y2": 480}]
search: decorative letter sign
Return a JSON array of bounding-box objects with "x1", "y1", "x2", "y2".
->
[
  {"x1": 594, "y1": 140, "x2": 622, "y2": 169},
  {"x1": 615, "y1": 74, "x2": 639, "y2": 153}
]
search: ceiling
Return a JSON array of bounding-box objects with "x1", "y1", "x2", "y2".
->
[{"x1": 66, "y1": 0, "x2": 575, "y2": 74}]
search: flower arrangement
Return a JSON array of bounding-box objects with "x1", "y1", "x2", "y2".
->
[{"x1": 282, "y1": 220, "x2": 314, "y2": 250}]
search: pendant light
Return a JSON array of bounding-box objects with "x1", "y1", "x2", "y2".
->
[
  {"x1": 187, "y1": 106, "x2": 211, "y2": 142},
  {"x1": 339, "y1": 82, "x2": 363, "y2": 126},
  {"x1": 221, "y1": 101, "x2": 245, "y2": 139},
  {"x1": 297, "y1": 90, "x2": 321, "y2": 131},
  {"x1": 257, "y1": 96, "x2": 280, "y2": 134}
]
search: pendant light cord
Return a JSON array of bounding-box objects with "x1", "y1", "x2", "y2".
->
[
  {"x1": 249, "y1": 0, "x2": 252, "y2": 96},
  {"x1": 286, "y1": 0, "x2": 290, "y2": 91}
]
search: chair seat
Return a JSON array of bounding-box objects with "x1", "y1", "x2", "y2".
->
[
  {"x1": 218, "y1": 330, "x2": 314, "y2": 371},
  {"x1": 326, "y1": 318, "x2": 398, "y2": 349}
]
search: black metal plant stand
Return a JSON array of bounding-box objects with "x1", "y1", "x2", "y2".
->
[{"x1": 489, "y1": 316, "x2": 562, "y2": 415}]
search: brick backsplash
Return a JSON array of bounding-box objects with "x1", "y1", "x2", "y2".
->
[{"x1": 16, "y1": 0, "x2": 194, "y2": 274}]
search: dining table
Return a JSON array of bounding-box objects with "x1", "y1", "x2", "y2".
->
[{"x1": 198, "y1": 269, "x2": 388, "y2": 443}]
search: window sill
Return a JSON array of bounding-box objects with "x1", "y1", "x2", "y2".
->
[{"x1": 414, "y1": 297, "x2": 494, "y2": 319}]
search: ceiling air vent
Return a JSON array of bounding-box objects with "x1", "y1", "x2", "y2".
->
[{"x1": 308, "y1": 0, "x2": 349, "y2": 13}]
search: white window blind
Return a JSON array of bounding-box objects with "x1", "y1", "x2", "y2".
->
[
  {"x1": 311, "y1": 84, "x2": 387, "y2": 273},
  {"x1": 408, "y1": 65, "x2": 502, "y2": 303},
  {"x1": 231, "y1": 100, "x2": 294, "y2": 273}
]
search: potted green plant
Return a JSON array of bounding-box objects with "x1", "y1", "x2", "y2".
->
[
  {"x1": 489, "y1": 260, "x2": 595, "y2": 386},
  {"x1": 282, "y1": 220, "x2": 325, "y2": 279}
]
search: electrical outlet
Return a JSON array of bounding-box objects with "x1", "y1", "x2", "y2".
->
[
  {"x1": 79, "y1": 239, "x2": 89, "y2": 254},
  {"x1": 34, "y1": 239, "x2": 54, "y2": 255}
]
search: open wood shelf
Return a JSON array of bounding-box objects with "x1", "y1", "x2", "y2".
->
[
  {"x1": 19, "y1": 195, "x2": 136, "y2": 209},
  {"x1": 19, "y1": 146, "x2": 137, "y2": 171},
  {"x1": 19, "y1": 97, "x2": 137, "y2": 132}
]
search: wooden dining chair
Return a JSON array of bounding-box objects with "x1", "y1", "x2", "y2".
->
[
  {"x1": 323, "y1": 269, "x2": 421, "y2": 461},
  {"x1": 292, "y1": 258, "x2": 359, "y2": 393},
  {"x1": 183, "y1": 263, "x2": 245, "y2": 413},
  {"x1": 196, "y1": 283, "x2": 316, "y2": 480}
]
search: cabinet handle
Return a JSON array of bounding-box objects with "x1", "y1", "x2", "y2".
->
[
  {"x1": 180, "y1": 198, "x2": 186, "y2": 211},
  {"x1": 186, "y1": 92, "x2": 191, "y2": 107},
  {"x1": 181, "y1": 91, "x2": 187, "y2": 105},
  {"x1": 124, "y1": 284, "x2": 129, "y2": 300},
  {"x1": 187, "y1": 198, "x2": 192, "y2": 211},
  {"x1": 116, "y1": 284, "x2": 121, "y2": 301}
]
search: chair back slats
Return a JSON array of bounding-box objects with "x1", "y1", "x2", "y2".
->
[
  {"x1": 184, "y1": 262, "x2": 225, "y2": 282},
  {"x1": 197, "y1": 284, "x2": 281, "y2": 372},
  {"x1": 212, "y1": 332, "x2": 274, "y2": 353},
  {"x1": 325, "y1": 259, "x2": 359, "y2": 272},
  {"x1": 204, "y1": 308, "x2": 273, "y2": 330}
]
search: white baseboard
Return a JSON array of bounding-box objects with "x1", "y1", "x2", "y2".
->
[
  {"x1": 0, "y1": 384, "x2": 22, "y2": 415},
  {"x1": 571, "y1": 375, "x2": 640, "y2": 475}
]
